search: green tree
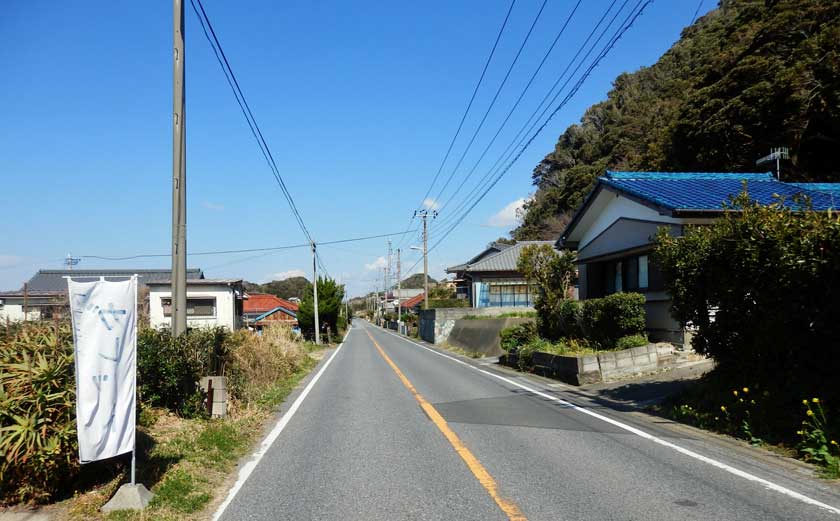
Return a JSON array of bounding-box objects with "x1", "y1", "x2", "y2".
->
[
  {"x1": 517, "y1": 244, "x2": 577, "y2": 340},
  {"x1": 297, "y1": 277, "x2": 345, "y2": 341}
]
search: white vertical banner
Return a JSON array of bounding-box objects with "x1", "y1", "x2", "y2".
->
[{"x1": 67, "y1": 276, "x2": 137, "y2": 463}]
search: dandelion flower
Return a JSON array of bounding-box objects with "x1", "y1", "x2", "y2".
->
[
  {"x1": 812, "y1": 398, "x2": 820, "y2": 404},
  {"x1": 803, "y1": 399, "x2": 809, "y2": 405},
  {"x1": 743, "y1": 387, "x2": 749, "y2": 393},
  {"x1": 807, "y1": 410, "x2": 814, "y2": 417},
  {"x1": 733, "y1": 390, "x2": 739, "y2": 397},
  {"x1": 720, "y1": 406, "x2": 727, "y2": 412}
]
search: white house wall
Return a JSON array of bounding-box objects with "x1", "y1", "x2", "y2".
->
[
  {"x1": 149, "y1": 286, "x2": 237, "y2": 330},
  {"x1": 0, "y1": 302, "x2": 42, "y2": 322},
  {"x1": 578, "y1": 192, "x2": 684, "y2": 250}
]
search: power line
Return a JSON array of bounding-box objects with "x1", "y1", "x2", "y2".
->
[
  {"x1": 435, "y1": 0, "x2": 583, "y2": 216},
  {"x1": 423, "y1": 0, "x2": 652, "y2": 261},
  {"x1": 190, "y1": 0, "x2": 313, "y2": 243},
  {"x1": 433, "y1": 0, "x2": 626, "y2": 232},
  {"x1": 432, "y1": 0, "x2": 549, "y2": 206},
  {"x1": 80, "y1": 230, "x2": 418, "y2": 261},
  {"x1": 416, "y1": 0, "x2": 517, "y2": 211},
  {"x1": 397, "y1": 0, "x2": 517, "y2": 252},
  {"x1": 689, "y1": 0, "x2": 704, "y2": 25}
]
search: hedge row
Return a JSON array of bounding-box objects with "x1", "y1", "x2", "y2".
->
[{"x1": 537, "y1": 292, "x2": 646, "y2": 349}]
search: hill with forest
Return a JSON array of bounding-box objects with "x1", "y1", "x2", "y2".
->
[
  {"x1": 244, "y1": 276, "x2": 312, "y2": 300},
  {"x1": 401, "y1": 273, "x2": 437, "y2": 289},
  {"x1": 513, "y1": 0, "x2": 840, "y2": 240}
]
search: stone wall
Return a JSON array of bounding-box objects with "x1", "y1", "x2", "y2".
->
[
  {"x1": 418, "y1": 307, "x2": 532, "y2": 345},
  {"x1": 529, "y1": 343, "x2": 679, "y2": 385}
]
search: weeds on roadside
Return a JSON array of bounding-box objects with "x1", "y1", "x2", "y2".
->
[{"x1": 797, "y1": 398, "x2": 840, "y2": 478}]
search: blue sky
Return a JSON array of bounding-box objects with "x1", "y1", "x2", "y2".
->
[{"x1": 0, "y1": 0, "x2": 711, "y2": 297}]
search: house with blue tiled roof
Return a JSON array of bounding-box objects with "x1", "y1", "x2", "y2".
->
[{"x1": 556, "y1": 171, "x2": 839, "y2": 345}]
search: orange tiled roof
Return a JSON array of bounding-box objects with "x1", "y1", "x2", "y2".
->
[
  {"x1": 400, "y1": 293, "x2": 425, "y2": 309},
  {"x1": 244, "y1": 292, "x2": 299, "y2": 313}
]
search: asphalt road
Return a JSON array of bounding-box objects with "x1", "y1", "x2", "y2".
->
[{"x1": 217, "y1": 321, "x2": 840, "y2": 520}]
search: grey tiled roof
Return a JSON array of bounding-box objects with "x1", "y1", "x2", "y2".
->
[
  {"x1": 23, "y1": 269, "x2": 204, "y2": 292},
  {"x1": 449, "y1": 241, "x2": 555, "y2": 273}
]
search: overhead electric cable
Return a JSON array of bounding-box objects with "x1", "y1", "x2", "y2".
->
[
  {"x1": 420, "y1": 0, "x2": 652, "y2": 262},
  {"x1": 80, "y1": 230, "x2": 417, "y2": 261},
  {"x1": 396, "y1": 0, "x2": 517, "y2": 251},
  {"x1": 190, "y1": 0, "x2": 312, "y2": 243},
  {"x1": 433, "y1": 0, "x2": 626, "y2": 232},
  {"x1": 432, "y1": 0, "x2": 549, "y2": 206},
  {"x1": 435, "y1": 0, "x2": 582, "y2": 216}
]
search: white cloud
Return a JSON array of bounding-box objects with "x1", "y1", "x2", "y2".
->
[
  {"x1": 202, "y1": 201, "x2": 225, "y2": 211},
  {"x1": 422, "y1": 198, "x2": 440, "y2": 211},
  {"x1": 0, "y1": 255, "x2": 22, "y2": 268},
  {"x1": 365, "y1": 256, "x2": 387, "y2": 271},
  {"x1": 486, "y1": 197, "x2": 528, "y2": 227},
  {"x1": 272, "y1": 269, "x2": 306, "y2": 280}
]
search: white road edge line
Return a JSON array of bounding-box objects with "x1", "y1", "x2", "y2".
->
[
  {"x1": 377, "y1": 326, "x2": 840, "y2": 516},
  {"x1": 212, "y1": 326, "x2": 353, "y2": 521}
]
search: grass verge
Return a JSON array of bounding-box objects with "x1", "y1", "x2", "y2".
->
[{"x1": 59, "y1": 357, "x2": 318, "y2": 520}]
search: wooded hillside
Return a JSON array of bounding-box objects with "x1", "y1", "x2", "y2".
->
[{"x1": 514, "y1": 0, "x2": 840, "y2": 240}]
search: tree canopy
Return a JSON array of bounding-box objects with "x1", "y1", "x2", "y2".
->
[
  {"x1": 244, "y1": 276, "x2": 312, "y2": 300},
  {"x1": 514, "y1": 0, "x2": 840, "y2": 240},
  {"x1": 400, "y1": 273, "x2": 437, "y2": 289},
  {"x1": 297, "y1": 277, "x2": 345, "y2": 340}
]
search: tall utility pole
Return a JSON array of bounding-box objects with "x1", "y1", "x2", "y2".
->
[
  {"x1": 311, "y1": 242, "x2": 320, "y2": 344},
  {"x1": 386, "y1": 240, "x2": 392, "y2": 311},
  {"x1": 396, "y1": 248, "x2": 402, "y2": 328},
  {"x1": 171, "y1": 0, "x2": 187, "y2": 335},
  {"x1": 415, "y1": 209, "x2": 436, "y2": 310}
]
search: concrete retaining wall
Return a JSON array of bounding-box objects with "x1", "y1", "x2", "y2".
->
[
  {"x1": 419, "y1": 306, "x2": 532, "y2": 345},
  {"x1": 447, "y1": 317, "x2": 534, "y2": 357},
  {"x1": 529, "y1": 343, "x2": 677, "y2": 385}
]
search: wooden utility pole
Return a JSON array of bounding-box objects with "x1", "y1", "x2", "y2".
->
[
  {"x1": 415, "y1": 210, "x2": 436, "y2": 310},
  {"x1": 396, "y1": 248, "x2": 401, "y2": 328},
  {"x1": 171, "y1": 0, "x2": 187, "y2": 335},
  {"x1": 311, "y1": 242, "x2": 320, "y2": 344}
]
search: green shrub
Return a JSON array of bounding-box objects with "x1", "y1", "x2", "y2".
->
[
  {"x1": 0, "y1": 322, "x2": 78, "y2": 505},
  {"x1": 137, "y1": 326, "x2": 243, "y2": 417},
  {"x1": 580, "y1": 293, "x2": 646, "y2": 348},
  {"x1": 499, "y1": 322, "x2": 537, "y2": 353},
  {"x1": 615, "y1": 333, "x2": 649, "y2": 350},
  {"x1": 654, "y1": 192, "x2": 840, "y2": 430}
]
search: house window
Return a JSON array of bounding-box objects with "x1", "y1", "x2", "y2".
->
[
  {"x1": 638, "y1": 255, "x2": 649, "y2": 289},
  {"x1": 162, "y1": 297, "x2": 216, "y2": 317},
  {"x1": 614, "y1": 261, "x2": 623, "y2": 293}
]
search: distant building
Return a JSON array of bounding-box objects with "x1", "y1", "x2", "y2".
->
[
  {"x1": 0, "y1": 268, "x2": 204, "y2": 323},
  {"x1": 148, "y1": 279, "x2": 244, "y2": 330},
  {"x1": 446, "y1": 241, "x2": 553, "y2": 308},
  {"x1": 243, "y1": 292, "x2": 298, "y2": 331}
]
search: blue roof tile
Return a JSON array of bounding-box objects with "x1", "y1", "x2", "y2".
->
[{"x1": 601, "y1": 171, "x2": 838, "y2": 212}]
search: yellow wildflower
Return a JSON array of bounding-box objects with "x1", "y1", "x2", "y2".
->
[
  {"x1": 797, "y1": 430, "x2": 804, "y2": 435},
  {"x1": 739, "y1": 398, "x2": 744, "y2": 403},
  {"x1": 803, "y1": 399, "x2": 809, "y2": 405},
  {"x1": 720, "y1": 406, "x2": 727, "y2": 412},
  {"x1": 733, "y1": 390, "x2": 739, "y2": 397},
  {"x1": 832, "y1": 440, "x2": 838, "y2": 446},
  {"x1": 806, "y1": 410, "x2": 814, "y2": 417},
  {"x1": 812, "y1": 398, "x2": 820, "y2": 404},
  {"x1": 742, "y1": 387, "x2": 749, "y2": 393}
]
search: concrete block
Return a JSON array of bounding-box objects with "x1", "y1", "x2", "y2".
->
[{"x1": 101, "y1": 484, "x2": 153, "y2": 512}]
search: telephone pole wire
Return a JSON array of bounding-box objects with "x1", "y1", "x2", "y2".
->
[{"x1": 171, "y1": 0, "x2": 187, "y2": 336}]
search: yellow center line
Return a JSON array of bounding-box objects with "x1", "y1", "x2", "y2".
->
[{"x1": 365, "y1": 328, "x2": 527, "y2": 521}]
